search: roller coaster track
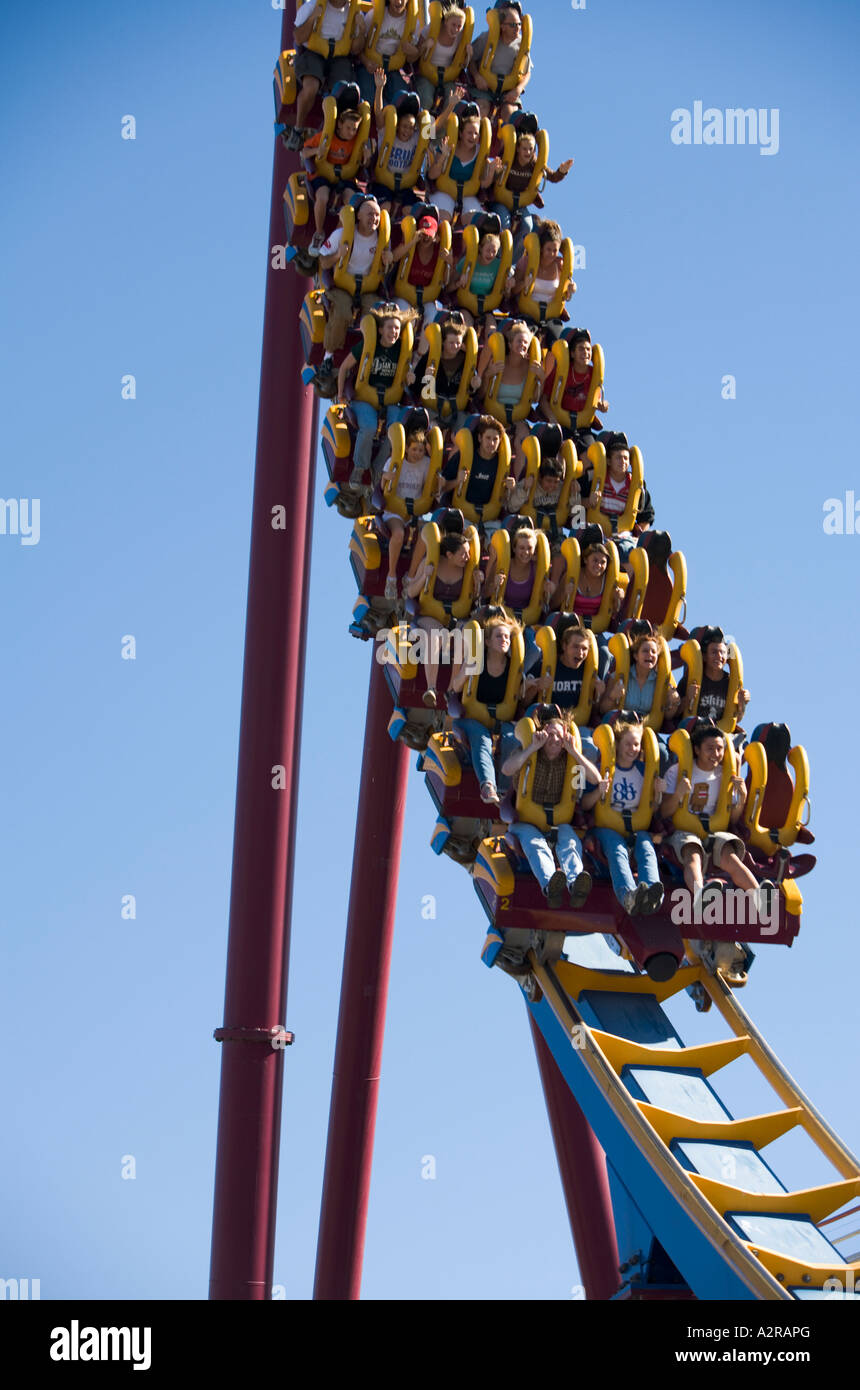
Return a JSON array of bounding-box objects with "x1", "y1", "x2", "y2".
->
[{"x1": 524, "y1": 935, "x2": 860, "y2": 1299}]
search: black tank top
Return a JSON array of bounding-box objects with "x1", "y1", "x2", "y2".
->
[{"x1": 476, "y1": 656, "x2": 510, "y2": 706}]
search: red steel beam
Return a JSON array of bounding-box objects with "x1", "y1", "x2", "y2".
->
[
  {"x1": 313, "y1": 659, "x2": 410, "y2": 1300},
  {"x1": 529, "y1": 1014, "x2": 622, "y2": 1300},
  {"x1": 209, "y1": 2, "x2": 318, "y2": 1300}
]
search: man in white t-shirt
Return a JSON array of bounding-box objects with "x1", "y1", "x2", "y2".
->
[
  {"x1": 293, "y1": 0, "x2": 366, "y2": 139},
  {"x1": 661, "y1": 724, "x2": 749, "y2": 880},
  {"x1": 312, "y1": 196, "x2": 393, "y2": 392},
  {"x1": 666, "y1": 722, "x2": 778, "y2": 984}
]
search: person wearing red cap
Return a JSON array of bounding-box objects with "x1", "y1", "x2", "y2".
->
[{"x1": 390, "y1": 203, "x2": 454, "y2": 316}]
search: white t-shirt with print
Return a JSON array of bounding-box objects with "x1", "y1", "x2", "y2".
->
[
  {"x1": 377, "y1": 129, "x2": 421, "y2": 173},
  {"x1": 608, "y1": 760, "x2": 645, "y2": 814},
  {"x1": 320, "y1": 226, "x2": 378, "y2": 275},
  {"x1": 664, "y1": 763, "x2": 722, "y2": 818},
  {"x1": 397, "y1": 455, "x2": 431, "y2": 500},
  {"x1": 376, "y1": 9, "x2": 409, "y2": 55}
]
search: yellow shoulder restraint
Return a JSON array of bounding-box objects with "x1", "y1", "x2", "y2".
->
[
  {"x1": 381, "y1": 420, "x2": 444, "y2": 519},
  {"x1": 547, "y1": 338, "x2": 605, "y2": 430},
  {"x1": 417, "y1": 321, "x2": 479, "y2": 420},
  {"x1": 584, "y1": 440, "x2": 644, "y2": 535},
  {"x1": 605, "y1": 632, "x2": 674, "y2": 732},
  {"x1": 517, "y1": 235, "x2": 575, "y2": 325},
  {"x1": 742, "y1": 738, "x2": 810, "y2": 852},
  {"x1": 417, "y1": 521, "x2": 481, "y2": 626},
  {"x1": 455, "y1": 224, "x2": 514, "y2": 317},
  {"x1": 476, "y1": 7, "x2": 533, "y2": 101},
  {"x1": 625, "y1": 545, "x2": 687, "y2": 640},
  {"x1": 460, "y1": 620, "x2": 525, "y2": 728},
  {"x1": 593, "y1": 723, "x2": 660, "y2": 836},
  {"x1": 353, "y1": 314, "x2": 416, "y2": 409},
  {"x1": 375, "y1": 102, "x2": 432, "y2": 194},
  {"x1": 304, "y1": 0, "x2": 364, "y2": 60},
  {"x1": 558, "y1": 536, "x2": 628, "y2": 634},
  {"x1": 512, "y1": 715, "x2": 581, "y2": 832},
  {"x1": 493, "y1": 122, "x2": 549, "y2": 213},
  {"x1": 331, "y1": 203, "x2": 391, "y2": 299},
  {"x1": 392, "y1": 213, "x2": 452, "y2": 307},
  {"x1": 483, "y1": 329, "x2": 543, "y2": 426},
  {"x1": 487, "y1": 527, "x2": 551, "y2": 628},
  {"x1": 519, "y1": 435, "x2": 581, "y2": 535},
  {"x1": 313, "y1": 94, "x2": 372, "y2": 183},
  {"x1": 534, "y1": 623, "x2": 599, "y2": 727},
  {"x1": 363, "y1": 0, "x2": 420, "y2": 71},
  {"x1": 419, "y1": 2, "x2": 475, "y2": 90},
  {"x1": 677, "y1": 638, "x2": 744, "y2": 734},
  {"x1": 450, "y1": 423, "x2": 511, "y2": 524},
  {"x1": 434, "y1": 111, "x2": 492, "y2": 210},
  {"x1": 667, "y1": 727, "x2": 737, "y2": 837}
]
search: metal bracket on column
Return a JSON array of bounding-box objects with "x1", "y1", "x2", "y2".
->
[{"x1": 214, "y1": 1026, "x2": 295, "y2": 1048}]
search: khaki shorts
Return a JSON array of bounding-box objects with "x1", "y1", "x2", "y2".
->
[{"x1": 669, "y1": 829, "x2": 744, "y2": 869}]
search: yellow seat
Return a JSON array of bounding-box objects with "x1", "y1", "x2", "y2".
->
[
  {"x1": 605, "y1": 631, "x2": 676, "y2": 732},
  {"x1": 546, "y1": 337, "x2": 605, "y2": 431},
  {"x1": 492, "y1": 118, "x2": 549, "y2": 214},
  {"x1": 381, "y1": 421, "x2": 444, "y2": 520},
  {"x1": 475, "y1": 6, "x2": 533, "y2": 102},
  {"x1": 455, "y1": 223, "x2": 514, "y2": 317},
  {"x1": 593, "y1": 724, "x2": 661, "y2": 833},
  {"x1": 449, "y1": 423, "x2": 512, "y2": 525},
  {"x1": 418, "y1": 2, "x2": 475, "y2": 90},
  {"x1": 557, "y1": 537, "x2": 627, "y2": 633},
  {"x1": 517, "y1": 233, "x2": 576, "y2": 325},
  {"x1": 533, "y1": 624, "x2": 600, "y2": 727},
  {"x1": 482, "y1": 330, "x2": 543, "y2": 427},
  {"x1": 486, "y1": 527, "x2": 551, "y2": 628}
]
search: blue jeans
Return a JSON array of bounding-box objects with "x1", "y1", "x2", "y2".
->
[
  {"x1": 353, "y1": 402, "x2": 403, "y2": 475},
  {"x1": 454, "y1": 718, "x2": 518, "y2": 794},
  {"x1": 594, "y1": 631, "x2": 613, "y2": 681},
  {"x1": 489, "y1": 204, "x2": 541, "y2": 261},
  {"x1": 512, "y1": 822, "x2": 583, "y2": 890},
  {"x1": 596, "y1": 828, "x2": 659, "y2": 905},
  {"x1": 523, "y1": 627, "x2": 540, "y2": 674}
]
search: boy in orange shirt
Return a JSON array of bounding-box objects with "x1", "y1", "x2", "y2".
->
[{"x1": 301, "y1": 85, "x2": 373, "y2": 253}]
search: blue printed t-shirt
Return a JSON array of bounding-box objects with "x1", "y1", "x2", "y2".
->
[{"x1": 608, "y1": 759, "x2": 645, "y2": 814}]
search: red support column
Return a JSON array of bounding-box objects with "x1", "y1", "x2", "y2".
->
[
  {"x1": 209, "y1": 3, "x2": 318, "y2": 1301},
  {"x1": 529, "y1": 1015, "x2": 622, "y2": 1301},
  {"x1": 313, "y1": 659, "x2": 410, "y2": 1301}
]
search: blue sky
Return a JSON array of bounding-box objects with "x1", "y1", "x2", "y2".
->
[{"x1": 2, "y1": 0, "x2": 859, "y2": 1300}]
